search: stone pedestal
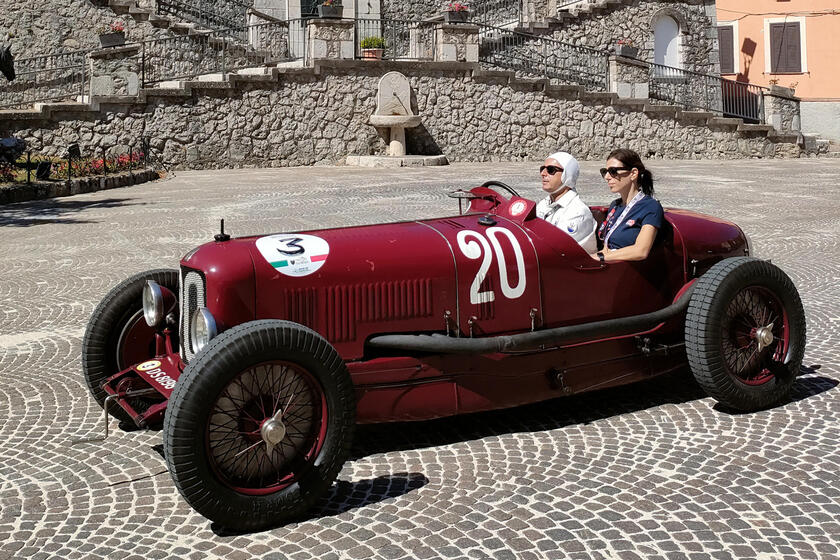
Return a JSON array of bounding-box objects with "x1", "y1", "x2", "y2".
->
[
  {"x1": 763, "y1": 85, "x2": 801, "y2": 133},
  {"x1": 306, "y1": 18, "x2": 355, "y2": 64},
  {"x1": 88, "y1": 45, "x2": 141, "y2": 97},
  {"x1": 435, "y1": 24, "x2": 479, "y2": 63},
  {"x1": 609, "y1": 55, "x2": 650, "y2": 99}
]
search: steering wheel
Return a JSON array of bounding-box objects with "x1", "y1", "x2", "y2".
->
[{"x1": 479, "y1": 181, "x2": 520, "y2": 199}]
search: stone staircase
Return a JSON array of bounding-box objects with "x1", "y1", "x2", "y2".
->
[{"x1": 0, "y1": 62, "x2": 825, "y2": 153}]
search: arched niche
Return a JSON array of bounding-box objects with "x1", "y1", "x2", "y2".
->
[{"x1": 651, "y1": 11, "x2": 683, "y2": 69}]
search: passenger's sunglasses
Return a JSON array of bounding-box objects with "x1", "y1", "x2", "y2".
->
[
  {"x1": 600, "y1": 166, "x2": 631, "y2": 178},
  {"x1": 540, "y1": 165, "x2": 563, "y2": 176}
]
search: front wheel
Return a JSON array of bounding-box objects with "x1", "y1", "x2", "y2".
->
[
  {"x1": 163, "y1": 320, "x2": 355, "y2": 531},
  {"x1": 685, "y1": 257, "x2": 806, "y2": 411},
  {"x1": 82, "y1": 268, "x2": 179, "y2": 423}
]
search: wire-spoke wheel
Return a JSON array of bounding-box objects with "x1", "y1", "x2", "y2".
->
[
  {"x1": 207, "y1": 361, "x2": 328, "y2": 495},
  {"x1": 686, "y1": 257, "x2": 806, "y2": 411},
  {"x1": 164, "y1": 320, "x2": 355, "y2": 531}
]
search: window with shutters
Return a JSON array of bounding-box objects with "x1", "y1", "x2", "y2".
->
[
  {"x1": 769, "y1": 21, "x2": 802, "y2": 73},
  {"x1": 718, "y1": 25, "x2": 735, "y2": 74}
]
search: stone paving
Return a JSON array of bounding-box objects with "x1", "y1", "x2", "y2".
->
[{"x1": 0, "y1": 160, "x2": 839, "y2": 560}]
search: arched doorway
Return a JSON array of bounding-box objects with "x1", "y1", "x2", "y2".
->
[{"x1": 654, "y1": 15, "x2": 681, "y2": 68}]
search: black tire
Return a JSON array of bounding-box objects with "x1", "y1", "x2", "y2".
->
[
  {"x1": 685, "y1": 257, "x2": 806, "y2": 411},
  {"x1": 163, "y1": 320, "x2": 355, "y2": 531},
  {"x1": 82, "y1": 268, "x2": 179, "y2": 423}
]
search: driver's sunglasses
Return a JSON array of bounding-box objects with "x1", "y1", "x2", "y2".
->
[
  {"x1": 540, "y1": 165, "x2": 563, "y2": 176},
  {"x1": 600, "y1": 166, "x2": 631, "y2": 178}
]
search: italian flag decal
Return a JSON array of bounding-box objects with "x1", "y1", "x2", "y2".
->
[{"x1": 256, "y1": 233, "x2": 330, "y2": 278}]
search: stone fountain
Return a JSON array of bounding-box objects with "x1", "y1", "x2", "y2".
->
[{"x1": 346, "y1": 71, "x2": 448, "y2": 167}]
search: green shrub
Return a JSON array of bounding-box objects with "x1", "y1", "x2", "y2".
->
[{"x1": 360, "y1": 36, "x2": 386, "y2": 49}]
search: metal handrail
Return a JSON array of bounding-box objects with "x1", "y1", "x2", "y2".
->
[
  {"x1": 157, "y1": 0, "x2": 254, "y2": 33},
  {"x1": 475, "y1": 22, "x2": 610, "y2": 91},
  {"x1": 139, "y1": 20, "x2": 304, "y2": 87},
  {"x1": 0, "y1": 50, "x2": 88, "y2": 109},
  {"x1": 471, "y1": 0, "x2": 523, "y2": 26},
  {"x1": 649, "y1": 62, "x2": 769, "y2": 123}
]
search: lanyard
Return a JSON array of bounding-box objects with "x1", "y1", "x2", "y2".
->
[{"x1": 603, "y1": 192, "x2": 645, "y2": 249}]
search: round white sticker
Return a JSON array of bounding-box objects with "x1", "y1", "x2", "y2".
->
[
  {"x1": 256, "y1": 233, "x2": 330, "y2": 278},
  {"x1": 509, "y1": 200, "x2": 527, "y2": 217},
  {"x1": 136, "y1": 360, "x2": 162, "y2": 371}
]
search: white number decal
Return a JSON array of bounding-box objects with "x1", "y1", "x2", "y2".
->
[
  {"x1": 456, "y1": 228, "x2": 527, "y2": 304},
  {"x1": 456, "y1": 230, "x2": 495, "y2": 304},
  {"x1": 486, "y1": 227, "x2": 526, "y2": 300}
]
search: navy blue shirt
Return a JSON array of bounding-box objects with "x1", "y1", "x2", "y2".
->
[{"x1": 598, "y1": 196, "x2": 664, "y2": 250}]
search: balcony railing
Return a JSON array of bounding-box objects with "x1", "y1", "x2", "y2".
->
[
  {"x1": 354, "y1": 18, "x2": 436, "y2": 61},
  {"x1": 649, "y1": 63, "x2": 768, "y2": 123},
  {"x1": 476, "y1": 23, "x2": 609, "y2": 91},
  {"x1": 0, "y1": 50, "x2": 88, "y2": 109}
]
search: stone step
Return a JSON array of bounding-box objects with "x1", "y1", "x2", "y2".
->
[
  {"x1": 128, "y1": 7, "x2": 151, "y2": 21},
  {"x1": 108, "y1": 0, "x2": 133, "y2": 15},
  {"x1": 148, "y1": 14, "x2": 171, "y2": 28},
  {"x1": 643, "y1": 103, "x2": 680, "y2": 116},
  {"x1": 679, "y1": 110, "x2": 714, "y2": 121},
  {"x1": 708, "y1": 116, "x2": 743, "y2": 127},
  {"x1": 169, "y1": 22, "x2": 197, "y2": 34},
  {"x1": 737, "y1": 123, "x2": 774, "y2": 133}
]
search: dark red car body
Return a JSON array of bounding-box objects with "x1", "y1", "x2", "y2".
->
[{"x1": 105, "y1": 191, "x2": 748, "y2": 426}]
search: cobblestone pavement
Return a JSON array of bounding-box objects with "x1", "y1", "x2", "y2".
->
[{"x1": 1, "y1": 160, "x2": 839, "y2": 560}]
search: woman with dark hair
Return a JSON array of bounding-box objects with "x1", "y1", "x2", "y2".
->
[{"x1": 593, "y1": 148, "x2": 664, "y2": 263}]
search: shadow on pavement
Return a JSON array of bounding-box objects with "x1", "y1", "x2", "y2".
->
[
  {"x1": 351, "y1": 368, "x2": 707, "y2": 459},
  {"x1": 0, "y1": 197, "x2": 138, "y2": 227},
  {"x1": 210, "y1": 472, "x2": 429, "y2": 537},
  {"x1": 352, "y1": 366, "x2": 837, "y2": 458}
]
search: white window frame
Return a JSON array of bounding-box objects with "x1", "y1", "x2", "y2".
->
[
  {"x1": 718, "y1": 20, "x2": 739, "y2": 75},
  {"x1": 764, "y1": 16, "x2": 808, "y2": 74}
]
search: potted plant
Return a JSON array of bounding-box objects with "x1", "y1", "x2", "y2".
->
[
  {"x1": 615, "y1": 38, "x2": 638, "y2": 58},
  {"x1": 443, "y1": 1, "x2": 470, "y2": 23},
  {"x1": 360, "y1": 36, "x2": 386, "y2": 60},
  {"x1": 98, "y1": 20, "x2": 126, "y2": 48},
  {"x1": 317, "y1": 0, "x2": 342, "y2": 18}
]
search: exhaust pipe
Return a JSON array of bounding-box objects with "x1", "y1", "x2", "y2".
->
[{"x1": 368, "y1": 287, "x2": 693, "y2": 355}]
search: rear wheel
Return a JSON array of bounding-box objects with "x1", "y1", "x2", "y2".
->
[
  {"x1": 163, "y1": 320, "x2": 355, "y2": 531},
  {"x1": 685, "y1": 257, "x2": 806, "y2": 411},
  {"x1": 82, "y1": 269, "x2": 179, "y2": 423}
]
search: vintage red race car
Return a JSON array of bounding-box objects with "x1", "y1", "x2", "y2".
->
[{"x1": 82, "y1": 182, "x2": 806, "y2": 531}]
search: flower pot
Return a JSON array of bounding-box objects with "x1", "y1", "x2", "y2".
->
[
  {"x1": 361, "y1": 48, "x2": 384, "y2": 60},
  {"x1": 99, "y1": 31, "x2": 126, "y2": 48},
  {"x1": 615, "y1": 44, "x2": 639, "y2": 58},
  {"x1": 317, "y1": 5, "x2": 342, "y2": 18},
  {"x1": 444, "y1": 10, "x2": 470, "y2": 23}
]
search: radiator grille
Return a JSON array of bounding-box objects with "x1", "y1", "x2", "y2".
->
[
  {"x1": 179, "y1": 267, "x2": 206, "y2": 363},
  {"x1": 326, "y1": 279, "x2": 433, "y2": 342}
]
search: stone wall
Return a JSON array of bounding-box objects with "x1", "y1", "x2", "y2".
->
[
  {"x1": 551, "y1": 0, "x2": 719, "y2": 75},
  {"x1": 0, "y1": 0, "x2": 171, "y2": 61},
  {"x1": 2, "y1": 61, "x2": 802, "y2": 167},
  {"x1": 381, "y1": 0, "x2": 442, "y2": 23}
]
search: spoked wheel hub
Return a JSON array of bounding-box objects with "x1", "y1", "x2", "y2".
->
[
  {"x1": 206, "y1": 361, "x2": 328, "y2": 496},
  {"x1": 722, "y1": 286, "x2": 789, "y2": 386}
]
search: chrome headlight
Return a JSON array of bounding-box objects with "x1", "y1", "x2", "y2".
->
[
  {"x1": 143, "y1": 281, "x2": 164, "y2": 327},
  {"x1": 190, "y1": 307, "x2": 217, "y2": 354}
]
